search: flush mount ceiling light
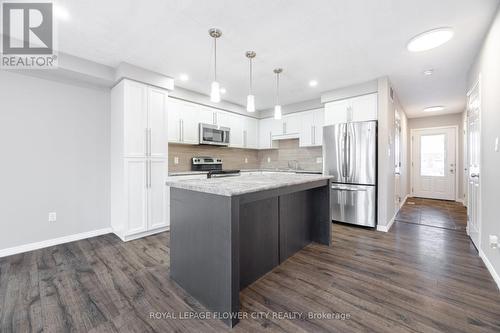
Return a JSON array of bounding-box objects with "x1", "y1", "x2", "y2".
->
[
  {"x1": 407, "y1": 28, "x2": 454, "y2": 52},
  {"x1": 273, "y1": 68, "x2": 283, "y2": 120},
  {"x1": 424, "y1": 106, "x2": 445, "y2": 112},
  {"x1": 179, "y1": 73, "x2": 189, "y2": 81},
  {"x1": 208, "y1": 28, "x2": 222, "y2": 103},
  {"x1": 423, "y1": 69, "x2": 434, "y2": 76},
  {"x1": 309, "y1": 80, "x2": 318, "y2": 87},
  {"x1": 245, "y1": 51, "x2": 256, "y2": 112}
]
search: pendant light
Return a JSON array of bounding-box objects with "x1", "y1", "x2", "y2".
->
[
  {"x1": 245, "y1": 51, "x2": 256, "y2": 112},
  {"x1": 209, "y1": 28, "x2": 222, "y2": 103},
  {"x1": 273, "y1": 68, "x2": 283, "y2": 119}
]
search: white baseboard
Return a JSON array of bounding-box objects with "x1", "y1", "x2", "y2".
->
[
  {"x1": 0, "y1": 227, "x2": 112, "y2": 258},
  {"x1": 377, "y1": 212, "x2": 397, "y2": 232},
  {"x1": 401, "y1": 194, "x2": 409, "y2": 208},
  {"x1": 479, "y1": 248, "x2": 500, "y2": 291},
  {"x1": 114, "y1": 226, "x2": 170, "y2": 242}
]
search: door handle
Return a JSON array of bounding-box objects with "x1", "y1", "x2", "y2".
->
[
  {"x1": 148, "y1": 129, "x2": 152, "y2": 156},
  {"x1": 470, "y1": 173, "x2": 479, "y2": 178},
  {"x1": 145, "y1": 128, "x2": 148, "y2": 155}
]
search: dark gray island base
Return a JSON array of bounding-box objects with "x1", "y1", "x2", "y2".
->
[{"x1": 167, "y1": 173, "x2": 332, "y2": 327}]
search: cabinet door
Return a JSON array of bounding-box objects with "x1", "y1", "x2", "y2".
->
[
  {"x1": 198, "y1": 106, "x2": 216, "y2": 126},
  {"x1": 244, "y1": 117, "x2": 258, "y2": 149},
  {"x1": 324, "y1": 100, "x2": 349, "y2": 125},
  {"x1": 148, "y1": 159, "x2": 169, "y2": 230},
  {"x1": 148, "y1": 88, "x2": 168, "y2": 158},
  {"x1": 179, "y1": 102, "x2": 200, "y2": 144},
  {"x1": 283, "y1": 113, "x2": 301, "y2": 135},
  {"x1": 124, "y1": 81, "x2": 148, "y2": 157},
  {"x1": 218, "y1": 111, "x2": 243, "y2": 148},
  {"x1": 259, "y1": 118, "x2": 274, "y2": 149},
  {"x1": 313, "y1": 108, "x2": 325, "y2": 146},
  {"x1": 350, "y1": 93, "x2": 377, "y2": 122},
  {"x1": 299, "y1": 111, "x2": 314, "y2": 147},
  {"x1": 125, "y1": 159, "x2": 148, "y2": 235},
  {"x1": 167, "y1": 100, "x2": 180, "y2": 143}
]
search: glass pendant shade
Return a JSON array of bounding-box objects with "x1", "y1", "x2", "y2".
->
[
  {"x1": 246, "y1": 94, "x2": 255, "y2": 112},
  {"x1": 210, "y1": 81, "x2": 221, "y2": 103},
  {"x1": 274, "y1": 105, "x2": 282, "y2": 119}
]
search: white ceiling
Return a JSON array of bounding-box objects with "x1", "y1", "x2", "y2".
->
[{"x1": 55, "y1": 0, "x2": 499, "y2": 117}]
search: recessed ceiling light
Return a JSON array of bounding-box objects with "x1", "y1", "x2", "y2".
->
[
  {"x1": 423, "y1": 69, "x2": 434, "y2": 76},
  {"x1": 424, "y1": 106, "x2": 445, "y2": 112},
  {"x1": 179, "y1": 73, "x2": 189, "y2": 81},
  {"x1": 54, "y1": 6, "x2": 70, "y2": 21},
  {"x1": 220, "y1": 87, "x2": 226, "y2": 94},
  {"x1": 407, "y1": 28, "x2": 454, "y2": 52},
  {"x1": 309, "y1": 80, "x2": 318, "y2": 87}
]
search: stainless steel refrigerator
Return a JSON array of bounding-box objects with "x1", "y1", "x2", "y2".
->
[{"x1": 323, "y1": 121, "x2": 377, "y2": 227}]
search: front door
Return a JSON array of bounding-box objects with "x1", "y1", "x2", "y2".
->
[
  {"x1": 467, "y1": 80, "x2": 481, "y2": 249},
  {"x1": 412, "y1": 127, "x2": 456, "y2": 200}
]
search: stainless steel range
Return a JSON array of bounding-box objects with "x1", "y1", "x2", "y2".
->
[{"x1": 191, "y1": 156, "x2": 223, "y2": 171}]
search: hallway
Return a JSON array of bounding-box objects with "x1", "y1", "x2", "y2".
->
[{"x1": 395, "y1": 198, "x2": 467, "y2": 231}]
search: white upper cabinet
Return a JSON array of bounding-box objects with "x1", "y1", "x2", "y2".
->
[
  {"x1": 258, "y1": 118, "x2": 278, "y2": 149},
  {"x1": 217, "y1": 111, "x2": 244, "y2": 148},
  {"x1": 350, "y1": 93, "x2": 377, "y2": 122},
  {"x1": 167, "y1": 99, "x2": 199, "y2": 144},
  {"x1": 299, "y1": 108, "x2": 324, "y2": 147},
  {"x1": 148, "y1": 87, "x2": 168, "y2": 158},
  {"x1": 124, "y1": 81, "x2": 148, "y2": 157},
  {"x1": 243, "y1": 117, "x2": 258, "y2": 149},
  {"x1": 324, "y1": 93, "x2": 377, "y2": 125}
]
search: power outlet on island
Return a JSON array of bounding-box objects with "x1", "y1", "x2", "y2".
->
[
  {"x1": 244, "y1": 157, "x2": 248, "y2": 164},
  {"x1": 48, "y1": 212, "x2": 57, "y2": 222},
  {"x1": 267, "y1": 156, "x2": 271, "y2": 163},
  {"x1": 174, "y1": 156, "x2": 179, "y2": 164}
]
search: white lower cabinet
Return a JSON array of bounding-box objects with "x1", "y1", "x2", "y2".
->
[{"x1": 124, "y1": 159, "x2": 148, "y2": 235}]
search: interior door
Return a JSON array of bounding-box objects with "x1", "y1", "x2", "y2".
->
[
  {"x1": 148, "y1": 159, "x2": 169, "y2": 230},
  {"x1": 148, "y1": 87, "x2": 168, "y2": 158},
  {"x1": 412, "y1": 127, "x2": 456, "y2": 200},
  {"x1": 467, "y1": 81, "x2": 481, "y2": 249}
]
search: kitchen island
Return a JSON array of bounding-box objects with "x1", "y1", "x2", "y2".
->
[{"x1": 166, "y1": 172, "x2": 332, "y2": 327}]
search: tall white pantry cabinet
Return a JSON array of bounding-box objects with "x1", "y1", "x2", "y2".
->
[{"x1": 111, "y1": 79, "x2": 169, "y2": 241}]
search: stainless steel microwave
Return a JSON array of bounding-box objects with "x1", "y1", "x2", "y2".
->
[{"x1": 199, "y1": 123, "x2": 230, "y2": 146}]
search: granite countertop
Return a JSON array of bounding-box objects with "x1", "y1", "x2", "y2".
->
[
  {"x1": 168, "y1": 169, "x2": 322, "y2": 176},
  {"x1": 165, "y1": 172, "x2": 332, "y2": 196}
]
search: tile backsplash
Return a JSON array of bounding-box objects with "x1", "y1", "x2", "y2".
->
[
  {"x1": 168, "y1": 139, "x2": 322, "y2": 172},
  {"x1": 258, "y1": 139, "x2": 322, "y2": 171}
]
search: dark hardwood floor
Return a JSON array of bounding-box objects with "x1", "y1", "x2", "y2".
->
[{"x1": 1, "y1": 216, "x2": 499, "y2": 332}]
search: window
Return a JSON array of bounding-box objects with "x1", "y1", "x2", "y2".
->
[{"x1": 420, "y1": 134, "x2": 445, "y2": 177}]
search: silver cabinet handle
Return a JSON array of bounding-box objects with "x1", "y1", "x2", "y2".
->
[
  {"x1": 269, "y1": 131, "x2": 272, "y2": 148},
  {"x1": 311, "y1": 126, "x2": 315, "y2": 145},
  {"x1": 283, "y1": 122, "x2": 287, "y2": 135},
  {"x1": 179, "y1": 119, "x2": 182, "y2": 142},
  {"x1": 145, "y1": 160, "x2": 149, "y2": 188},
  {"x1": 145, "y1": 129, "x2": 147, "y2": 156},
  {"x1": 148, "y1": 129, "x2": 152, "y2": 156},
  {"x1": 149, "y1": 160, "x2": 152, "y2": 188},
  {"x1": 470, "y1": 173, "x2": 479, "y2": 178}
]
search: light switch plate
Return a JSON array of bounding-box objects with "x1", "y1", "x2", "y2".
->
[
  {"x1": 267, "y1": 157, "x2": 271, "y2": 163},
  {"x1": 244, "y1": 157, "x2": 248, "y2": 164},
  {"x1": 48, "y1": 212, "x2": 57, "y2": 222},
  {"x1": 316, "y1": 157, "x2": 323, "y2": 164}
]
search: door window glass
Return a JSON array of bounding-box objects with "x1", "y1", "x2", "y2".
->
[{"x1": 420, "y1": 134, "x2": 445, "y2": 177}]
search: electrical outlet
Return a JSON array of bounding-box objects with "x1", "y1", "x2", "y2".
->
[
  {"x1": 490, "y1": 235, "x2": 498, "y2": 249},
  {"x1": 316, "y1": 157, "x2": 323, "y2": 164},
  {"x1": 48, "y1": 212, "x2": 57, "y2": 222},
  {"x1": 267, "y1": 157, "x2": 271, "y2": 163},
  {"x1": 244, "y1": 157, "x2": 248, "y2": 164},
  {"x1": 174, "y1": 156, "x2": 179, "y2": 164}
]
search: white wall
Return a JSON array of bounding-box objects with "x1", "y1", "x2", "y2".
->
[
  {"x1": 467, "y1": 5, "x2": 500, "y2": 287},
  {"x1": 0, "y1": 71, "x2": 111, "y2": 252},
  {"x1": 407, "y1": 113, "x2": 465, "y2": 201}
]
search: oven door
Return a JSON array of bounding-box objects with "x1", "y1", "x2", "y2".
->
[{"x1": 199, "y1": 124, "x2": 230, "y2": 146}]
